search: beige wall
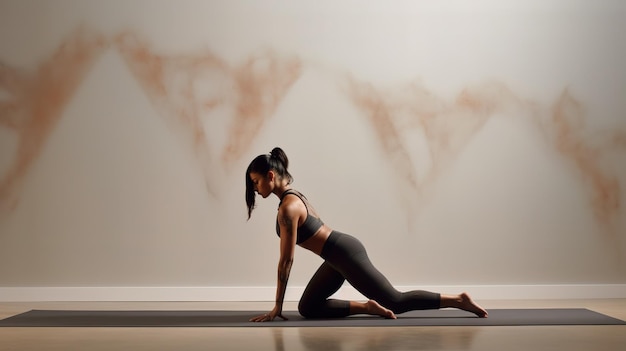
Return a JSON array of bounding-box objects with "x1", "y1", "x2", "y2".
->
[{"x1": 0, "y1": 0, "x2": 625, "y2": 297}]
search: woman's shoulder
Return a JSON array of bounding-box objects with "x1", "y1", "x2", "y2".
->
[
  {"x1": 279, "y1": 190, "x2": 307, "y2": 211},
  {"x1": 280, "y1": 188, "x2": 305, "y2": 201}
]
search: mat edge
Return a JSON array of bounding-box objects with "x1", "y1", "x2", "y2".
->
[{"x1": 2, "y1": 308, "x2": 624, "y2": 327}]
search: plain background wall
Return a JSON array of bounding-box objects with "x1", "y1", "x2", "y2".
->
[{"x1": 0, "y1": 0, "x2": 625, "y2": 298}]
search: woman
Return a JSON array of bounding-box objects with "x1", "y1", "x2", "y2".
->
[{"x1": 246, "y1": 147, "x2": 488, "y2": 322}]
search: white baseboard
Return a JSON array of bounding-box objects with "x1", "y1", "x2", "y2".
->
[{"x1": 1, "y1": 284, "x2": 625, "y2": 302}]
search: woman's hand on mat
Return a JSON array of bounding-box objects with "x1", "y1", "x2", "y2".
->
[{"x1": 250, "y1": 306, "x2": 289, "y2": 322}]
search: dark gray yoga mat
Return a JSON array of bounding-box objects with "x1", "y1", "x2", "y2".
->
[{"x1": 1, "y1": 308, "x2": 624, "y2": 327}]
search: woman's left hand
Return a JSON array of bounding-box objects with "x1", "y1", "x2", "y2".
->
[{"x1": 249, "y1": 306, "x2": 289, "y2": 322}]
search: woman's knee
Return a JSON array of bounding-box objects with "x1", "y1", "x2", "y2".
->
[{"x1": 298, "y1": 298, "x2": 317, "y2": 318}]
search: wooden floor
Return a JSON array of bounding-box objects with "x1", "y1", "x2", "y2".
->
[{"x1": 1, "y1": 299, "x2": 625, "y2": 351}]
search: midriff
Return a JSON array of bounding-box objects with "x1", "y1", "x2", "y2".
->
[{"x1": 298, "y1": 224, "x2": 332, "y2": 256}]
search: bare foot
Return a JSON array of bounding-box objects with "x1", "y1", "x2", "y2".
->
[
  {"x1": 458, "y1": 292, "x2": 488, "y2": 318},
  {"x1": 366, "y1": 300, "x2": 397, "y2": 319}
]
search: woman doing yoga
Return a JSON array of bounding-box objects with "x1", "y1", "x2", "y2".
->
[{"x1": 246, "y1": 147, "x2": 488, "y2": 322}]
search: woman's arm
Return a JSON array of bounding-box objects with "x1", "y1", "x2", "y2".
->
[
  {"x1": 275, "y1": 206, "x2": 298, "y2": 310},
  {"x1": 250, "y1": 200, "x2": 300, "y2": 322}
]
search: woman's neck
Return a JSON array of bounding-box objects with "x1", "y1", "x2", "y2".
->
[{"x1": 273, "y1": 184, "x2": 292, "y2": 199}]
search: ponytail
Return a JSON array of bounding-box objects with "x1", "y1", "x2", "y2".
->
[
  {"x1": 268, "y1": 147, "x2": 293, "y2": 184},
  {"x1": 245, "y1": 147, "x2": 293, "y2": 219}
]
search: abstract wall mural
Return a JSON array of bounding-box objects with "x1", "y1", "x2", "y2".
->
[
  {"x1": 1, "y1": 26, "x2": 624, "y2": 236},
  {"x1": 0, "y1": 27, "x2": 302, "y2": 207},
  {"x1": 0, "y1": 27, "x2": 108, "y2": 213},
  {"x1": 0, "y1": 0, "x2": 624, "y2": 288},
  {"x1": 548, "y1": 91, "x2": 624, "y2": 233},
  {"x1": 115, "y1": 31, "x2": 302, "y2": 194},
  {"x1": 346, "y1": 78, "x2": 625, "y2": 237}
]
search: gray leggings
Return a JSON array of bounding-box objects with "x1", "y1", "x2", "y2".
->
[{"x1": 298, "y1": 231, "x2": 441, "y2": 318}]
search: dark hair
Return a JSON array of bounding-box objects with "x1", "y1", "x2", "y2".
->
[{"x1": 245, "y1": 147, "x2": 293, "y2": 219}]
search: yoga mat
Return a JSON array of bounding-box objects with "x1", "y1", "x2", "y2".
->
[{"x1": 1, "y1": 309, "x2": 624, "y2": 327}]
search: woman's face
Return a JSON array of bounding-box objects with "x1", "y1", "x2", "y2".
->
[{"x1": 249, "y1": 171, "x2": 273, "y2": 198}]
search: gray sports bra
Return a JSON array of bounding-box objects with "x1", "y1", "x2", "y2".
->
[{"x1": 276, "y1": 190, "x2": 324, "y2": 244}]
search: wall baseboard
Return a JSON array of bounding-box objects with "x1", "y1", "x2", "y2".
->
[{"x1": 1, "y1": 284, "x2": 625, "y2": 302}]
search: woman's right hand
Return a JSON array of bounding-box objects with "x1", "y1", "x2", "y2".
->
[{"x1": 249, "y1": 306, "x2": 289, "y2": 322}]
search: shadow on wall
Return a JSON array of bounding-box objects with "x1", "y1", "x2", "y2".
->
[{"x1": 0, "y1": 26, "x2": 624, "y2": 239}]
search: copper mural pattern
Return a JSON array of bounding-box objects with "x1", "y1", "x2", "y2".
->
[
  {"x1": 0, "y1": 27, "x2": 624, "y2": 238},
  {"x1": 548, "y1": 90, "x2": 621, "y2": 231},
  {"x1": 115, "y1": 32, "x2": 301, "y2": 195},
  {"x1": 0, "y1": 27, "x2": 108, "y2": 212},
  {"x1": 347, "y1": 78, "x2": 624, "y2": 234}
]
